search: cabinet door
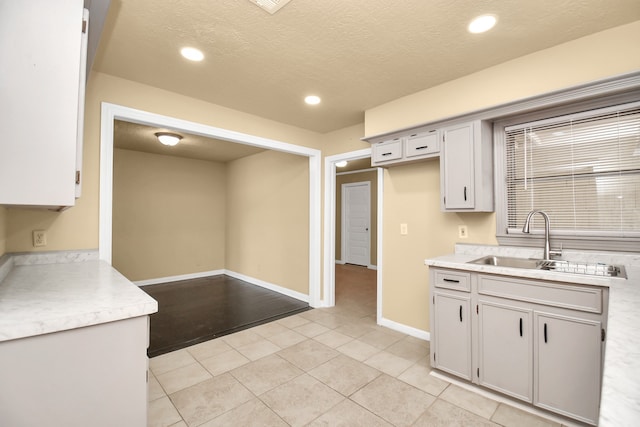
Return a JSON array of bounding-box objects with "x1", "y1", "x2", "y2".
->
[
  {"x1": 478, "y1": 300, "x2": 533, "y2": 402},
  {"x1": 0, "y1": 0, "x2": 84, "y2": 207},
  {"x1": 442, "y1": 123, "x2": 474, "y2": 209},
  {"x1": 433, "y1": 291, "x2": 472, "y2": 380},
  {"x1": 534, "y1": 312, "x2": 602, "y2": 425}
]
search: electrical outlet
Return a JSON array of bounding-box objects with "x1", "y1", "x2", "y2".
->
[
  {"x1": 458, "y1": 225, "x2": 468, "y2": 239},
  {"x1": 33, "y1": 230, "x2": 47, "y2": 247},
  {"x1": 400, "y1": 223, "x2": 408, "y2": 235}
]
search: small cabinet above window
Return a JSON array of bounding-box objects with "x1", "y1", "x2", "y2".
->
[{"x1": 370, "y1": 130, "x2": 439, "y2": 167}]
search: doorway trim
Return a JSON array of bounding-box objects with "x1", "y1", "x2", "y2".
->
[
  {"x1": 323, "y1": 149, "x2": 383, "y2": 323},
  {"x1": 99, "y1": 102, "x2": 323, "y2": 307},
  {"x1": 341, "y1": 181, "x2": 371, "y2": 267}
]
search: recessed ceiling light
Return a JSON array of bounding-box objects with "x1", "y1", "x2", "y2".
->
[
  {"x1": 335, "y1": 160, "x2": 348, "y2": 167},
  {"x1": 180, "y1": 47, "x2": 204, "y2": 62},
  {"x1": 468, "y1": 14, "x2": 497, "y2": 34},
  {"x1": 305, "y1": 95, "x2": 321, "y2": 105}
]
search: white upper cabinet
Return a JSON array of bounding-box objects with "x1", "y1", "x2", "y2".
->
[
  {"x1": 440, "y1": 120, "x2": 494, "y2": 212},
  {"x1": 371, "y1": 129, "x2": 439, "y2": 167},
  {"x1": 0, "y1": 0, "x2": 87, "y2": 208},
  {"x1": 366, "y1": 119, "x2": 494, "y2": 212}
]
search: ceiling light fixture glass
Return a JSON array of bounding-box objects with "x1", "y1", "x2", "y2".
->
[
  {"x1": 468, "y1": 14, "x2": 497, "y2": 34},
  {"x1": 155, "y1": 132, "x2": 182, "y2": 146},
  {"x1": 335, "y1": 160, "x2": 348, "y2": 167},
  {"x1": 248, "y1": 0, "x2": 293, "y2": 15},
  {"x1": 305, "y1": 95, "x2": 321, "y2": 105},
  {"x1": 180, "y1": 47, "x2": 204, "y2": 61}
]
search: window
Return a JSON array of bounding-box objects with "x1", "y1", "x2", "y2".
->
[{"x1": 496, "y1": 100, "x2": 640, "y2": 251}]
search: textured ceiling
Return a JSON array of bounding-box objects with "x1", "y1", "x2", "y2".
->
[{"x1": 95, "y1": 0, "x2": 640, "y2": 134}]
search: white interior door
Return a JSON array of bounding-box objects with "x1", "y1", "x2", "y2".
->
[{"x1": 342, "y1": 182, "x2": 370, "y2": 267}]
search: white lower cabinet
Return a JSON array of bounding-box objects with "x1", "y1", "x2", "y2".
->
[
  {"x1": 0, "y1": 316, "x2": 150, "y2": 426},
  {"x1": 430, "y1": 268, "x2": 607, "y2": 425},
  {"x1": 534, "y1": 312, "x2": 602, "y2": 425},
  {"x1": 432, "y1": 291, "x2": 472, "y2": 380},
  {"x1": 478, "y1": 300, "x2": 533, "y2": 402}
]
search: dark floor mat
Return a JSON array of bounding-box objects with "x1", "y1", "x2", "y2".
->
[{"x1": 142, "y1": 275, "x2": 310, "y2": 357}]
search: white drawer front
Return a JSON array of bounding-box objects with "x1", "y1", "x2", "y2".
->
[
  {"x1": 406, "y1": 132, "x2": 439, "y2": 157},
  {"x1": 478, "y1": 275, "x2": 602, "y2": 313},
  {"x1": 434, "y1": 270, "x2": 471, "y2": 292},
  {"x1": 373, "y1": 139, "x2": 402, "y2": 162}
]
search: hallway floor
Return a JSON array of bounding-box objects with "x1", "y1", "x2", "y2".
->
[{"x1": 148, "y1": 265, "x2": 564, "y2": 426}]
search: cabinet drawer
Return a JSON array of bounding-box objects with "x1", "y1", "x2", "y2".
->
[
  {"x1": 478, "y1": 275, "x2": 602, "y2": 313},
  {"x1": 434, "y1": 270, "x2": 471, "y2": 292},
  {"x1": 406, "y1": 132, "x2": 439, "y2": 158},
  {"x1": 373, "y1": 139, "x2": 402, "y2": 163}
]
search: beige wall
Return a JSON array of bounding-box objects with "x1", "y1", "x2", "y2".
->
[
  {"x1": 382, "y1": 161, "x2": 496, "y2": 331},
  {"x1": 335, "y1": 170, "x2": 378, "y2": 266},
  {"x1": 112, "y1": 149, "x2": 226, "y2": 281},
  {"x1": 366, "y1": 21, "x2": 640, "y2": 136},
  {"x1": 226, "y1": 150, "x2": 309, "y2": 295},
  {"x1": 367, "y1": 21, "x2": 640, "y2": 332},
  {"x1": 321, "y1": 123, "x2": 369, "y2": 157}
]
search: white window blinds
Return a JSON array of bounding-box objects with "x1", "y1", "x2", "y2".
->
[{"x1": 504, "y1": 101, "x2": 640, "y2": 236}]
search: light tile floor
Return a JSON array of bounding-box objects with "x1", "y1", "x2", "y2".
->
[{"x1": 148, "y1": 265, "x2": 566, "y2": 426}]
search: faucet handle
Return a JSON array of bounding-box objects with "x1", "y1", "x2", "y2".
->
[{"x1": 549, "y1": 243, "x2": 563, "y2": 259}]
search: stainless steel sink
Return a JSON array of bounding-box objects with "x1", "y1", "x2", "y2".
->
[
  {"x1": 468, "y1": 255, "x2": 627, "y2": 279},
  {"x1": 469, "y1": 255, "x2": 542, "y2": 269}
]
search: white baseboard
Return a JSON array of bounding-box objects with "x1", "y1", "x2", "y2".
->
[
  {"x1": 379, "y1": 316, "x2": 430, "y2": 341},
  {"x1": 335, "y1": 260, "x2": 345, "y2": 265},
  {"x1": 135, "y1": 269, "x2": 310, "y2": 304},
  {"x1": 134, "y1": 269, "x2": 225, "y2": 287},
  {"x1": 224, "y1": 270, "x2": 309, "y2": 303}
]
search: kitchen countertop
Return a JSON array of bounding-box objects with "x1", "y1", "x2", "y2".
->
[
  {"x1": 0, "y1": 251, "x2": 158, "y2": 342},
  {"x1": 425, "y1": 244, "x2": 640, "y2": 427}
]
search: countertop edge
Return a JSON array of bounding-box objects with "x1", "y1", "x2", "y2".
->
[{"x1": 0, "y1": 252, "x2": 158, "y2": 343}]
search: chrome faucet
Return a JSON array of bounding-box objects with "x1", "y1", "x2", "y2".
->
[{"x1": 522, "y1": 210, "x2": 552, "y2": 260}]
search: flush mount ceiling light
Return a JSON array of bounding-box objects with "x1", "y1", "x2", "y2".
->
[
  {"x1": 468, "y1": 14, "x2": 497, "y2": 34},
  {"x1": 247, "y1": 0, "x2": 293, "y2": 15},
  {"x1": 180, "y1": 47, "x2": 204, "y2": 62},
  {"x1": 305, "y1": 95, "x2": 321, "y2": 105},
  {"x1": 335, "y1": 160, "x2": 348, "y2": 167},
  {"x1": 155, "y1": 132, "x2": 182, "y2": 146}
]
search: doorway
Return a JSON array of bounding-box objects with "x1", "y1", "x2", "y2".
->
[
  {"x1": 99, "y1": 103, "x2": 323, "y2": 307},
  {"x1": 323, "y1": 149, "x2": 383, "y2": 321},
  {"x1": 342, "y1": 181, "x2": 371, "y2": 267}
]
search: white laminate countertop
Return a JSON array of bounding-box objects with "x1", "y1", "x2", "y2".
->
[
  {"x1": 425, "y1": 244, "x2": 640, "y2": 427},
  {"x1": 0, "y1": 251, "x2": 158, "y2": 342}
]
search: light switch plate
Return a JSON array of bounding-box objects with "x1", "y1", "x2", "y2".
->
[
  {"x1": 458, "y1": 225, "x2": 468, "y2": 239},
  {"x1": 400, "y1": 223, "x2": 408, "y2": 235}
]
